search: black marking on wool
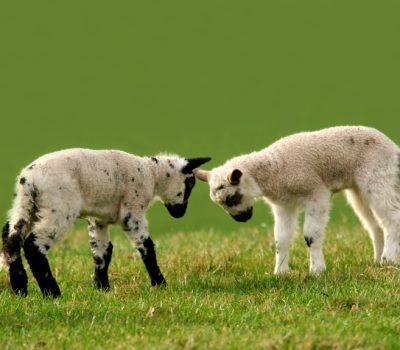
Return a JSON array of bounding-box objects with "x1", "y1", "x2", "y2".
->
[
  {"x1": 95, "y1": 221, "x2": 104, "y2": 230},
  {"x1": 2, "y1": 221, "x2": 10, "y2": 243},
  {"x1": 131, "y1": 177, "x2": 135, "y2": 182},
  {"x1": 304, "y1": 236, "x2": 314, "y2": 247},
  {"x1": 137, "y1": 168, "x2": 141, "y2": 172},
  {"x1": 93, "y1": 242, "x2": 113, "y2": 290},
  {"x1": 19, "y1": 177, "x2": 26, "y2": 185},
  {"x1": 28, "y1": 164, "x2": 36, "y2": 170},
  {"x1": 349, "y1": 136, "x2": 355, "y2": 144},
  {"x1": 23, "y1": 234, "x2": 61, "y2": 298},
  {"x1": 31, "y1": 187, "x2": 38, "y2": 202},
  {"x1": 51, "y1": 209, "x2": 56, "y2": 213},
  {"x1": 183, "y1": 175, "x2": 196, "y2": 201},
  {"x1": 30, "y1": 186, "x2": 39, "y2": 221},
  {"x1": 168, "y1": 161, "x2": 175, "y2": 169},
  {"x1": 225, "y1": 192, "x2": 243, "y2": 207},
  {"x1": 166, "y1": 173, "x2": 170, "y2": 178},
  {"x1": 177, "y1": 192, "x2": 182, "y2": 197},
  {"x1": 122, "y1": 213, "x2": 132, "y2": 231},
  {"x1": 138, "y1": 237, "x2": 166, "y2": 286},
  {"x1": 151, "y1": 157, "x2": 159, "y2": 164},
  {"x1": 14, "y1": 219, "x2": 26, "y2": 231}
]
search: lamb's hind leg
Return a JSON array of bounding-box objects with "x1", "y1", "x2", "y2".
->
[
  {"x1": 345, "y1": 189, "x2": 384, "y2": 263},
  {"x1": 88, "y1": 218, "x2": 113, "y2": 290},
  {"x1": 371, "y1": 203, "x2": 400, "y2": 265},
  {"x1": 304, "y1": 191, "x2": 331, "y2": 274},
  {"x1": 361, "y1": 178, "x2": 400, "y2": 264},
  {"x1": 23, "y1": 209, "x2": 76, "y2": 298},
  {"x1": 3, "y1": 220, "x2": 28, "y2": 296}
]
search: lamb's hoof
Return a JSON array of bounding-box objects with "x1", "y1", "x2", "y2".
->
[
  {"x1": 310, "y1": 266, "x2": 326, "y2": 276},
  {"x1": 12, "y1": 286, "x2": 28, "y2": 297},
  {"x1": 151, "y1": 277, "x2": 167, "y2": 287},
  {"x1": 95, "y1": 279, "x2": 111, "y2": 292},
  {"x1": 41, "y1": 281, "x2": 61, "y2": 298},
  {"x1": 380, "y1": 255, "x2": 399, "y2": 265},
  {"x1": 274, "y1": 268, "x2": 291, "y2": 275}
]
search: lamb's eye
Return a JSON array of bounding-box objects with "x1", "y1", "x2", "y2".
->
[{"x1": 177, "y1": 192, "x2": 182, "y2": 197}]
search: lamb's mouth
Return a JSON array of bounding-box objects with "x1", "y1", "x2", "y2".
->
[{"x1": 231, "y1": 207, "x2": 253, "y2": 222}]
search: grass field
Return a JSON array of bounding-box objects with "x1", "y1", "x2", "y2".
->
[{"x1": 1, "y1": 222, "x2": 400, "y2": 349}]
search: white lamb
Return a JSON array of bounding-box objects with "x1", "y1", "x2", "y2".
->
[
  {"x1": 1, "y1": 149, "x2": 210, "y2": 297},
  {"x1": 194, "y1": 126, "x2": 400, "y2": 274}
]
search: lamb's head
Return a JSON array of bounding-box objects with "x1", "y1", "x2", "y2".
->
[
  {"x1": 154, "y1": 156, "x2": 211, "y2": 218},
  {"x1": 194, "y1": 166, "x2": 258, "y2": 222}
]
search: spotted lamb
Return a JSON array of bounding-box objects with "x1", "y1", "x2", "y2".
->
[
  {"x1": 1, "y1": 149, "x2": 210, "y2": 297},
  {"x1": 194, "y1": 126, "x2": 400, "y2": 274}
]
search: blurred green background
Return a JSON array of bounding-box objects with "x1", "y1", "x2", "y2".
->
[{"x1": 1, "y1": 1, "x2": 399, "y2": 236}]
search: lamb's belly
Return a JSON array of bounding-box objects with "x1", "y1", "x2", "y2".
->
[{"x1": 80, "y1": 201, "x2": 121, "y2": 223}]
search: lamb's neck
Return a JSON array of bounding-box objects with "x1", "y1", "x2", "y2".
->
[
  {"x1": 243, "y1": 149, "x2": 276, "y2": 196},
  {"x1": 143, "y1": 158, "x2": 160, "y2": 199}
]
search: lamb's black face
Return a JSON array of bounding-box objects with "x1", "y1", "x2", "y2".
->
[
  {"x1": 163, "y1": 157, "x2": 210, "y2": 219},
  {"x1": 165, "y1": 176, "x2": 195, "y2": 218}
]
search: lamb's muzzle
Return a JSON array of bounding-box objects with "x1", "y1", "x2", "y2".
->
[
  {"x1": 231, "y1": 207, "x2": 253, "y2": 222},
  {"x1": 165, "y1": 202, "x2": 188, "y2": 218}
]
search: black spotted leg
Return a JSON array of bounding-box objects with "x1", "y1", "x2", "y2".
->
[
  {"x1": 88, "y1": 218, "x2": 113, "y2": 290},
  {"x1": 121, "y1": 213, "x2": 166, "y2": 286}
]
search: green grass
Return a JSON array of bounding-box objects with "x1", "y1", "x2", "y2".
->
[{"x1": 1, "y1": 223, "x2": 400, "y2": 349}]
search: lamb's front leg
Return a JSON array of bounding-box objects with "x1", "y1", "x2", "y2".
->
[
  {"x1": 304, "y1": 194, "x2": 330, "y2": 275},
  {"x1": 88, "y1": 218, "x2": 113, "y2": 290},
  {"x1": 272, "y1": 205, "x2": 298, "y2": 274},
  {"x1": 121, "y1": 213, "x2": 166, "y2": 286}
]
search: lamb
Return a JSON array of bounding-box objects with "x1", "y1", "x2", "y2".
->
[
  {"x1": 194, "y1": 126, "x2": 400, "y2": 274},
  {"x1": 1, "y1": 148, "x2": 210, "y2": 297}
]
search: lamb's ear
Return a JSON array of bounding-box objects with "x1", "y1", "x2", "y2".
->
[
  {"x1": 182, "y1": 157, "x2": 211, "y2": 174},
  {"x1": 227, "y1": 169, "x2": 242, "y2": 185},
  {"x1": 193, "y1": 168, "x2": 210, "y2": 182}
]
